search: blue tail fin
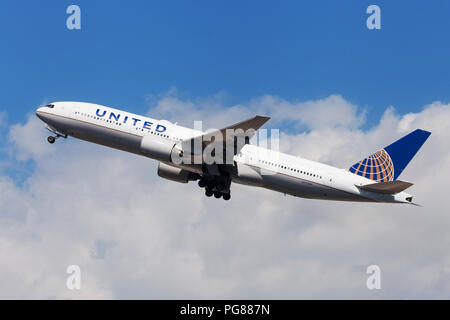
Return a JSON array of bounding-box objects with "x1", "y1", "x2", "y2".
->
[{"x1": 347, "y1": 129, "x2": 431, "y2": 182}]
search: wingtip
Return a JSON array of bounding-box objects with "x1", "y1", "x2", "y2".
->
[{"x1": 255, "y1": 115, "x2": 271, "y2": 122}]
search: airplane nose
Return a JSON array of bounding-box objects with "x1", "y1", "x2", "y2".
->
[{"x1": 35, "y1": 107, "x2": 46, "y2": 121}]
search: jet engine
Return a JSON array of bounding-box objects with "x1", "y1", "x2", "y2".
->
[
  {"x1": 157, "y1": 162, "x2": 198, "y2": 184},
  {"x1": 140, "y1": 135, "x2": 183, "y2": 162}
]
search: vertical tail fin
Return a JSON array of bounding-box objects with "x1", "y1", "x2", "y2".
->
[{"x1": 347, "y1": 129, "x2": 431, "y2": 182}]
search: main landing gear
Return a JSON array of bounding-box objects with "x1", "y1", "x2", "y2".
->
[{"x1": 199, "y1": 177, "x2": 231, "y2": 200}]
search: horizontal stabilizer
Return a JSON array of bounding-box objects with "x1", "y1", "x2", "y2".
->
[{"x1": 357, "y1": 180, "x2": 413, "y2": 194}]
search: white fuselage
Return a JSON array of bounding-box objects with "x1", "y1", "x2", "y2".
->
[{"x1": 35, "y1": 102, "x2": 412, "y2": 203}]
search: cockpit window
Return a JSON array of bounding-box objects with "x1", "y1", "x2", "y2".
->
[{"x1": 45, "y1": 104, "x2": 55, "y2": 108}]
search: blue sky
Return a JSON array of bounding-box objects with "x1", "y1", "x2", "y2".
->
[
  {"x1": 3, "y1": 1, "x2": 450, "y2": 299},
  {"x1": 0, "y1": 0, "x2": 449, "y2": 126}
]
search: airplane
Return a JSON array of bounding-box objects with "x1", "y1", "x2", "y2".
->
[{"x1": 35, "y1": 102, "x2": 431, "y2": 203}]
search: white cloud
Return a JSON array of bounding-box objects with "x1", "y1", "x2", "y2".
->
[
  {"x1": 249, "y1": 94, "x2": 366, "y2": 130},
  {"x1": 7, "y1": 113, "x2": 55, "y2": 161},
  {"x1": 147, "y1": 90, "x2": 365, "y2": 132},
  {"x1": 0, "y1": 95, "x2": 449, "y2": 299}
]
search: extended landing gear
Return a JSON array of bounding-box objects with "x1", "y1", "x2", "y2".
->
[
  {"x1": 197, "y1": 164, "x2": 232, "y2": 200},
  {"x1": 45, "y1": 124, "x2": 67, "y2": 144},
  {"x1": 47, "y1": 135, "x2": 65, "y2": 144},
  {"x1": 204, "y1": 188, "x2": 230, "y2": 200},
  {"x1": 205, "y1": 189, "x2": 213, "y2": 197},
  {"x1": 200, "y1": 177, "x2": 231, "y2": 200}
]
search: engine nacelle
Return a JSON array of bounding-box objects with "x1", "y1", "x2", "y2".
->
[
  {"x1": 157, "y1": 162, "x2": 193, "y2": 184},
  {"x1": 140, "y1": 135, "x2": 181, "y2": 162}
]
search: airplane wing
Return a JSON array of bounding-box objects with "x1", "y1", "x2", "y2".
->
[
  {"x1": 180, "y1": 115, "x2": 271, "y2": 155},
  {"x1": 356, "y1": 180, "x2": 413, "y2": 194}
]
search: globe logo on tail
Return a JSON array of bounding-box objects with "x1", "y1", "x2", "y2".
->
[{"x1": 347, "y1": 149, "x2": 394, "y2": 182}]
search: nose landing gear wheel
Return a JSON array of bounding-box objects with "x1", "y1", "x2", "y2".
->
[{"x1": 47, "y1": 136, "x2": 56, "y2": 144}]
